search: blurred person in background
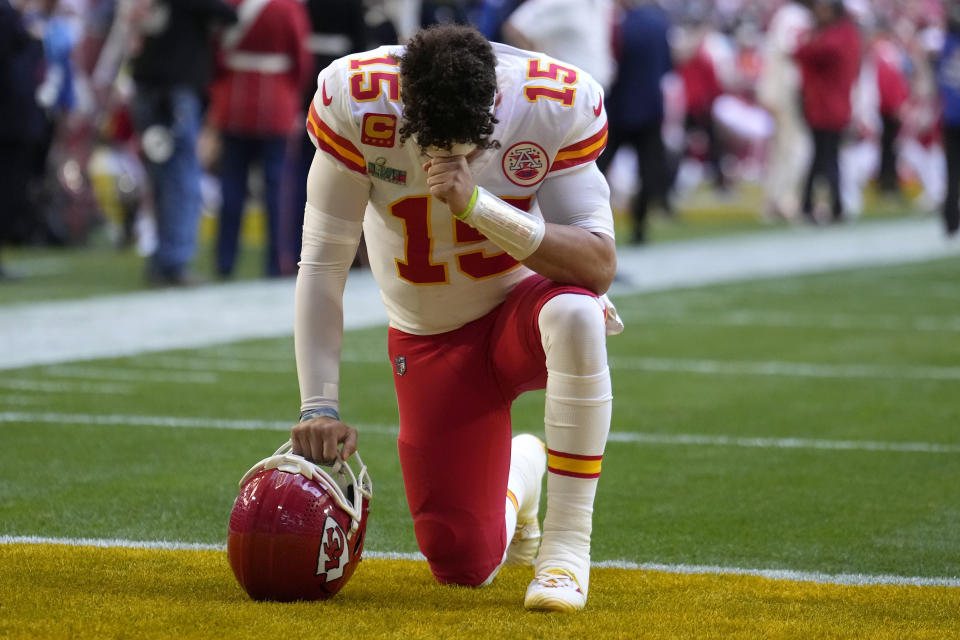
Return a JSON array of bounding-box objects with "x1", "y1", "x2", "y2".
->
[
  {"x1": 674, "y1": 11, "x2": 728, "y2": 193},
  {"x1": 4, "y1": 0, "x2": 86, "y2": 247},
  {"x1": 283, "y1": 0, "x2": 366, "y2": 276},
  {"x1": 87, "y1": 0, "x2": 153, "y2": 252},
  {"x1": 873, "y1": 19, "x2": 910, "y2": 197},
  {"x1": 757, "y1": 0, "x2": 812, "y2": 221},
  {"x1": 208, "y1": 0, "x2": 310, "y2": 279},
  {"x1": 474, "y1": 0, "x2": 521, "y2": 41},
  {"x1": 56, "y1": 0, "x2": 148, "y2": 247},
  {"x1": 420, "y1": 0, "x2": 471, "y2": 28},
  {"x1": 795, "y1": 0, "x2": 861, "y2": 224},
  {"x1": 898, "y1": 12, "x2": 945, "y2": 214},
  {"x1": 710, "y1": 19, "x2": 775, "y2": 193},
  {"x1": 597, "y1": 0, "x2": 672, "y2": 244},
  {"x1": 502, "y1": 0, "x2": 615, "y2": 91},
  {"x1": 130, "y1": 0, "x2": 237, "y2": 287},
  {"x1": 0, "y1": 0, "x2": 45, "y2": 279},
  {"x1": 364, "y1": 0, "x2": 400, "y2": 46},
  {"x1": 937, "y1": 1, "x2": 960, "y2": 239},
  {"x1": 27, "y1": 0, "x2": 88, "y2": 244},
  {"x1": 837, "y1": 27, "x2": 879, "y2": 219}
]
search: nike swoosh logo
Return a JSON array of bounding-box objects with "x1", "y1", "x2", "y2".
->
[
  {"x1": 322, "y1": 80, "x2": 333, "y2": 106},
  {"x1": 593, "y1": 93, "x2": 603, "y2": 117}
]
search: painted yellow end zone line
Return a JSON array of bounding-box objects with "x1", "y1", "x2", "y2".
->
[{"x1": 1, "y1": 544, "x2": 958, "y2": 640}]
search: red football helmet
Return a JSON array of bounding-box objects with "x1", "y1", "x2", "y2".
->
[{"x1": 227, "y1": 441, "x2": 373, "y2": 601}]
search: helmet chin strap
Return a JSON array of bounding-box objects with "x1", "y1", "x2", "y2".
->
[{"x1": 238, "y1": 440, "x2": 373, "y2": 532}]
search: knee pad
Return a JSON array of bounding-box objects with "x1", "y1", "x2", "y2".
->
[{"x1": 538, "y1": 293, "x2": 608, "y2": 375}]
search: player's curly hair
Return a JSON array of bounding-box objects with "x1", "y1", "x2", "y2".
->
[{"x1": 397, "y1": 24, "x2": 500, "y2": 153}]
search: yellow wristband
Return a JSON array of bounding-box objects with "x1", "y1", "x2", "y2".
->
[{"x1": 454, "y1": 186, "x2": 480, "y2": 220}]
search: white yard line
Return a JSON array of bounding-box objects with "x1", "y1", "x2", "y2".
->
[
  {"x1": 137, "y1": 355, "x2": 386, "y2": 371},
  {"x1": 12, "y1": 355, "x2": 959, "y2": 387},
  {"x1": 623, "y1": 310, "x2": 960, "y2": 333},
  {"x1": 168, "y1": 346, "x2": 294, "y2": 364},
  {"x1": 607, "y1": 431, "x2": 960, "y2": 454},
  {"x1": 0, "y1": 379, "x2": 134, "y2": 394},
  {"x1": 0, "y1": 411, "x2": 399, "y2": 434},
  {"x1": 611, "y1": 356, "x2": 960, "y2": 381},
  {"x1": 3, "y1": 411, "x2": 958, "y2": 454},
  {"x1": 593, "y1": 559, "x2": 960, "y2": 588},
  {"x1": 40, "y1": 365, "x2": 219, "y2": 384},
  {"x1": 1, "y1": 218, "x2": 957, "y2": 371},
  {"x1": 2, "y1": 534, "x2": 957, "y2": 588},
  {"x1": 134, "y1": 355, "x2": 295, "y2": 373},
  {"x1": 0, "y1": 395, "x2": 44, "y2": 406}
]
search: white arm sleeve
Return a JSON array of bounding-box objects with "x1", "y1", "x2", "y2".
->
[
  {"x1": 536, "y1": 163, "x2": 615, "y2": 239},
  {"x1": 295, "y1": 151, "x2": 370, "y2": 415}
]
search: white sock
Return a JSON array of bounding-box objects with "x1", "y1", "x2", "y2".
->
[{"x1": 536, "y1": 294, "x2": 612, "y2": 595}]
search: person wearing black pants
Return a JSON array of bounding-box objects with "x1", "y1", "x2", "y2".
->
[
  {"x1": 597, "y1": 0, "x2": 672, "y2": 244},
  {"x1": 937, "y1": 6, "x2": 960, "y2": 238},
  {"x1": 942, "y1": 125, "x2": 960, "y2": 237},
  {"x1": 0, "y1": 0, "x2": 45, "y2": 278},
  {"x1": 794, "y1": 1, "x2": 860, "y2": 224},
  {"x1": 800, "y1": 128, "x2": 843, "y2": 222},
  {"x1": 598, "y1": 120, "x2": 671, "y2": 244},
  {"x1": 877, "y1": 114, "x2": 902, "y2": 195}
]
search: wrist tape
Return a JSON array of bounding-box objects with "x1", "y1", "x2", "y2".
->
[
  {"x1": 300, "y1": 407, "x2": 340, "y2": 422},
  {"x1": 455, "y1": 186, "x2": 545, "y2": 261}
]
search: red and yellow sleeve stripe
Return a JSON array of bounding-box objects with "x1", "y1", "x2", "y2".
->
[
  {"x1": 547, "y1": 448, "x2": 603, "y2": 479},
  {"x1": 549, "y1": 122, "x2": 608, "y2": 173},
  {"x1": 306, "y1": 103, "x2": 367, "y2": 175}
]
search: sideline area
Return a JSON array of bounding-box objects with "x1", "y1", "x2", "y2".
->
[{"x1": 0, "y1": 216, "x2": 957, "y2": 370}]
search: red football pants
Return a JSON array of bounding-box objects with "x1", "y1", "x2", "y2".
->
[{"x1": 388, "y1": 274, "x2": 594, "y2": 585}]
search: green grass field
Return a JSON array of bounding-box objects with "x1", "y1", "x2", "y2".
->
[{"x1": 2, "y1": 217, "x2": 959, "y2": 636}]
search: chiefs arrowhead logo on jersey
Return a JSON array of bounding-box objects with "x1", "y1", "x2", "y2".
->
[
  {"x1": 316, "y1": 515, "x2": 349, "y2": 582},
  {"x1": 502, "y1": 141, "x2": 549, "y2": 187}
]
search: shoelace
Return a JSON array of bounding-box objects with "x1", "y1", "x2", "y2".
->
[{"x1": 535, "y1": 572, "x2": 581, "y2": 592}]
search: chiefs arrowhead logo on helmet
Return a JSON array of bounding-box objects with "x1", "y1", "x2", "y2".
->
[{"x1": 227, "y1": 441, "x2": 373, "y2": 601}]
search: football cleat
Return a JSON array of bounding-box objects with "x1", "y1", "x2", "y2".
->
[
  {"x1": 503, "y1": 434, "x2": 546, "y2": 566},
  {"x1": 227, "y1": 440, "x2": 373, "y2": 601},
  {"x1": 524, "y1": 568, "x2": 587, "y2": 612}
]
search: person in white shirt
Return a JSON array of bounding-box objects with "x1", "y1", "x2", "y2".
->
[
  {"x1": 757, "y1": 0, "x2": 812, "y2": 220},
  {"x1": 502, "y1": 0, "x2": 615, "y2": 90}
]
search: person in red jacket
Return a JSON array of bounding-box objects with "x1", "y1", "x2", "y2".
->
[
  {"x1": 794, "y1": 0, "x2": 862, "y2": 223},
  {"x1": 208, "y1": 0, "x2": 311, "y2": 277}
]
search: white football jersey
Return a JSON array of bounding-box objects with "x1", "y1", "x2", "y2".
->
[{"x1": 306, "y1": 42, "x2": 613, "y2": 335}]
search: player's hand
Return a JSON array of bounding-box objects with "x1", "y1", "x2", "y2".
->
[
  {"x1": 291, "y1": 416, "x2": 358, "y2": 464},
  {"x1": 424, "y1": 155, "x2": 475, "y2": 215}
]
